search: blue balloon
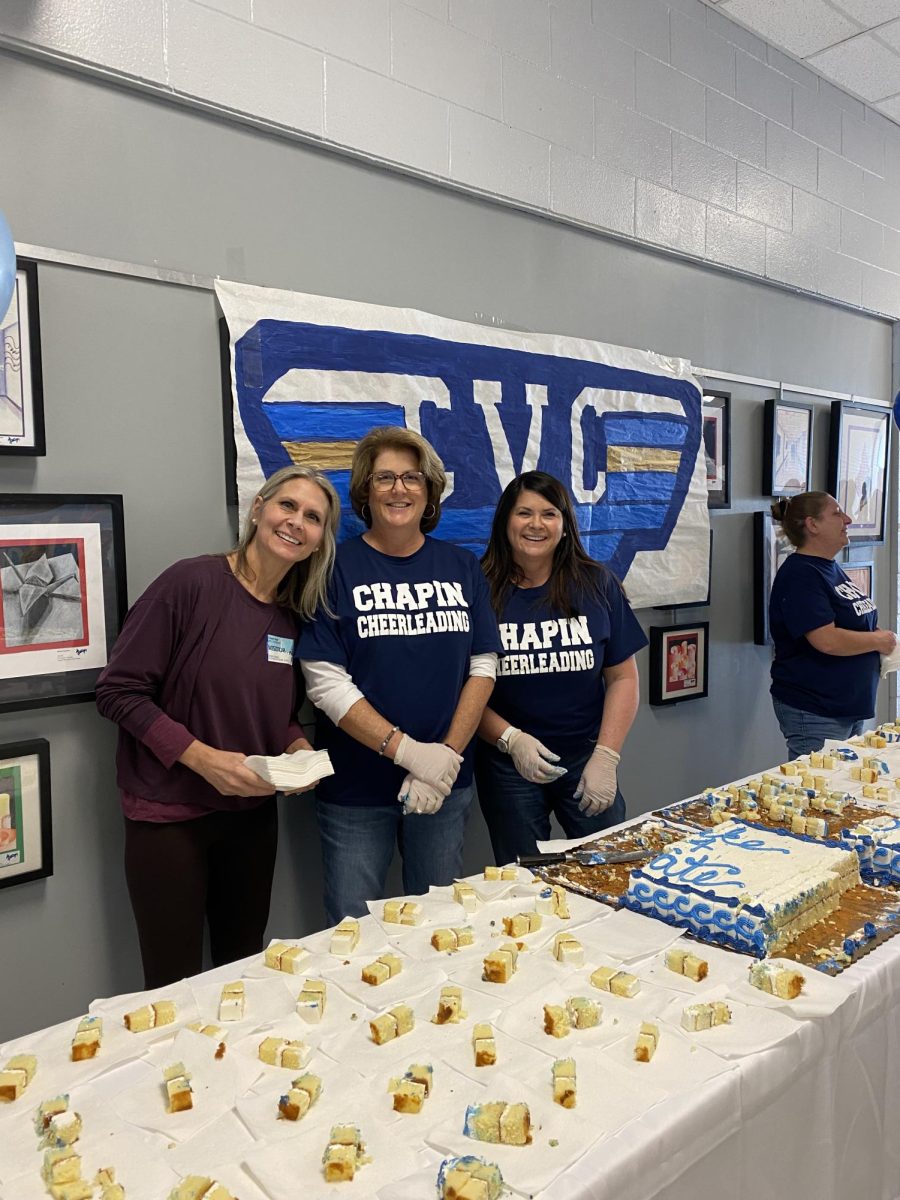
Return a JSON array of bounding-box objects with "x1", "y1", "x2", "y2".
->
[{"x1": 0, "y1": 210, "x2": 14, "y2": 317}]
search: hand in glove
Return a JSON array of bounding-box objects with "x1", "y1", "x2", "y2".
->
[
  {"x1": 398, "y1": 773, "x2": 444, "y2": 815},
  {"x1": 506, "y1": 729, "x2": 567, "y2": 784},
  {"x1": 574, "y1": 744, "x2": 620, "y2": 816},
  {"x1": 394, "y1": 735, "x2": 462, "y2": 797}
]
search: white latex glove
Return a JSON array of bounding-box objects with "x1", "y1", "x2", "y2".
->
[
  {"x1": 394, "y1": 734, "x2": 462, "y2": 797},
  {"x1": 398, "y1": 773, "x2": 444, "y2": 815},
  {"x1": 574, "y1": 744, "x2": 620, "y2": 816},
  {"x1": 506, "y1": 729, "x2": 567, "y2": 784}
]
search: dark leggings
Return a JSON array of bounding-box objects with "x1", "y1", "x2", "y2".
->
[{"x1": 123, "y1": 800, "x2": 278, "y2": 990}]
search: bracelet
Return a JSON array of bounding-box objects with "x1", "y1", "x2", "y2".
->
[
  {"x1": 379, "y1": 726, "x2": 400, "y2": 756},
  {"x1": 593, "y1": 743, "x2": 621, "y2": 763}
]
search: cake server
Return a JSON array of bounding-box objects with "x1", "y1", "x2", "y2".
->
[{"x1": 517, "y1": 848, "x2": 651, "y2": 867}]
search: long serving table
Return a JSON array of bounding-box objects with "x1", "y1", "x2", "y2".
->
[{"x1": 2, "y1": 755, "x2": 900, "y2": 1200}]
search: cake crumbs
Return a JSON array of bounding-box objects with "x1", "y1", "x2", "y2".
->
[
  {"x1": 549, "y1": 1138, "x2": 559, "y2": 1148},
  {"x1": 215, "y1": 1042, "x2": 226, "y2": 1059}
]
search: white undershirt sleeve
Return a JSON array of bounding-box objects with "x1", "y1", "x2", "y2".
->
[
  {"x1": 469, "y1": 652, "x2": 498, "y2": 679},
  {"x1": 300, "y1": 660, "x2": 366, "y2": 725}
]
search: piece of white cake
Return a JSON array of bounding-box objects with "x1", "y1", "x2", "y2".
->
[{"x1": 218, "y1": 981, "x2": 245, "y2": 1022}]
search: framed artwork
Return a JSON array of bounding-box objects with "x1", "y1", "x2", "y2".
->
[
  {"x1": 753, "y1": 510, "x2": 794, "y2": 646},
  {"x1": 653, "y1": 529, "x2": 713, "y2": 610},
  {"x1": 763, "y1": 397, "x2": 813, "y2": 496},
  {"x1": 0, "y1": 494, "x2": 127, "y2": 713},
  {"x1": 701, "y1": 391, "x2": 730, "y2": 509},
  {"x1": 828, "y1": 401, "x2": 891, "y2": 545},
  {"x1": 648, "y1": 622, "x2": 709, "y2": 706},
  {"x1": 0, "y1": 738, "x2": 52, "y2": 889},
  {"x1": 0, "y1": 258, "x2": 45, "y2": 456},
  {"x1": 843, "y1": 559, "x2": 874, "y2": 601}
]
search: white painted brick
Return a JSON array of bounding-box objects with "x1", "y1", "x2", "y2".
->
[
  {"x1": 737, "y1": 162, "x2": 792, "y2": 231},
  {"x1": 861, "y1": 263, "x2": 900, "y2": 317},
  {"x1": 766, "y1": 123, "x2": 817, "y2": 192},
  {"x1": 550, "y1": 7, "x2": 634, "y2": 105},
  {"x1": 502, "y1": 57, "x2": 593, "y2": 156},
  {"x1": 636, "y1": 53, "x2": 705, "y2": 140},
  {"x1": 325, "y1": 58, "x2": 449, "y2": 176},
  {"x1": 792, "y1": 86, "x2": 841, "y2": 154},
  {"x1": 863, "y1": 107, "x2": 898, "y2": 139},
  {"x1": 705, "y1": 6, "x2": 766, "y2": 60},
  {"x1": 766, "y1": 45, "x2": 818, "y2": 90},
  {"x1": 450, "y1": 0, "x2": 550, "y2": 68},
  {"x1": 449, "y1": 106, "x2": 549, "y2": 208},
  {"x1": 591, "y1": 0, "x2": 670, "y2": 63},
  {"x1": 818, "y1": 78, "x2": 865, "y2": 121},
  {"x1": 818, "y1": 148, "x2": 865, "y2": 211},
  {"x1": 884, "y1": 134, "x2": 900, "y2": 185},
  {"x1": 198, "y1": 0, "x2": 250, "y2": 18},
  {"x1": 166, "y1": 3, "x2": 323, "y2": 132},
  {"x1": 551, "y1": 0, "x2": 591, "y2": 18},
  {"x1": 670, "y1": 11, "x2": 734, "y2": 95},
  {"x1": 735, "y1": 50, "x2": 792, "y2": 126},
  {"x1": 883, "y1": 228, "x2": 900, "y2": 275},
  {"x1": 815, "y1": 246, "x2": 862, "y2": 307},
  {"x1": 636, "y1": 179, "x2": 706, "y2": 257},
  {"x1": 0, "y1": 0, "x2": 165, "y2": 82},
  {"x1": 792, "y1": 189, "x2": 841, "y2": 251},
  {"x1": 253, "y1": 0, "x2": 390, "y2": 74},
  {"x1": 391, "y1": 4, "x2": 501, "y2": 116},
  {"x1": 841, "y1": 113, "x2": 884, "y2": 176},
  {"x1": 667, "y1": 0, "x2": 707, "y2": 21},
  {"x1": 594, "y1": 96, "x2": 672, "y2": 187},
  {"x1": 863, "y1": 172, "x2": 900, "y2": 230},
  {"x1": 706, "y1": 205, "x2": 766, "y2": 275},
  {"x1": 766, "y1": 228, "x2": 818, "y2": 292},
  {"x1": 841, "y1": 210, "x2": 885, "y2": 266},
  {"x1": 399, "y1": 0, "x2": 448, "y2": 18},
  {"x1": 673, "y1": 133, "x2": 737, "y2": 210},
  {"x1": 550, "y1": 145, "x2": 635, "y2": 235},
  {"x1": 706, "y1": 91, "x2": 766, "y2": 168}
]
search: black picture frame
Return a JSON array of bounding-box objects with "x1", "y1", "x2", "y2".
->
[
  {"x1": 0, "y1": 494, "x2": 127, "y2": 712},
  {"x1": 763, "y1": 397, "x2": 813, "y2": 496},
  {"x1": 843, "y1": 559, "x2": 874, "y2": 602},
  {"x1": 753, "y1": 510, "x2": 794, "y2": 646},
  {"x1": 828, "y1": 400, "x2": 891, "y2": 545},
  {"x1": 0, "y1": 258, "x2": 45, "y2": 456},
  {"x1": 653, "y1": 529, "x2": 713, "y2": 610},
  {"x1": 219, "y1": 315, "x2": 238, "y2": 508},
  {"x1": 648, "y1": 621, "x2": 710, "y2": 706},
  {"x1": 701, "y1": 390, "x2": 730, "y2": 509},
  {"x1": 0, "y1": 738, "x2": 52, "y2": 889}
]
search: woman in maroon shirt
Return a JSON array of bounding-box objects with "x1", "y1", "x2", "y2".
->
[{"x1": 96, "y1": 465, "x2": 339, "y2": 988}]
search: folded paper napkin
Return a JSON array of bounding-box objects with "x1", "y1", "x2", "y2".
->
[
  {"x1": 881, "y1": 644, "x2": 900, "y2": 678},
  {"x1": 243, "y1": 748, "x2": 334, "y2": 790}
]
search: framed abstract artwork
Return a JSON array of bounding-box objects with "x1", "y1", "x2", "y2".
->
[
  {"x1": 753, "y1": 510, "x2": 794, "y2": 646},
  {"x1": 0, "y1": 494, "x2": 127, "y2": 712},
  {"x1": 0, "y1": 258, "x2": 45, "y2": 456},
  {"x1": 701, "y1": 391, "x2": 730, "y2": 509},
  {"x1": 828, "y1": 401, "x2": 890, "y2": 545},
  {"x1": 763, "y1": 397, "x2": 813, "y2": 496},
  {"x1": 0, "y1": 738, "x2": 52, "y2": 889},
  {"x1": 648, "y1": 622, "x2": 710, "y2": 705}
]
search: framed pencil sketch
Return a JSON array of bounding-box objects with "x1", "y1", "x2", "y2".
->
[
  {"x1": 843, "y1": 560, "x2": 874, "y2": 602},
  {"x1": 828, "y1": 401, "x2": 890, "y2": 545},
  {"x1": 0, "y1": 494, "x2": 127, "y2": 712},
  {"x1": 0, "y1": 738, "x2": 52, "y2": 889},
  {"x1": 653, "y1": 530, "x2": 713, "y2": 610},
  {"x1": 753, "y1": 510, "x2": 794, "y2": 646},
  {"x1": 649, "y1": 622, "x2": 709, "y2": 706},
  {"x1": 0, "y1": 258, "x2": 45, "y2": 456},
  {"x1": 763, "y1": 397, "x2": 813, "y2": 496},
  {"x1": 701, "y1": 391, "x2": 730, "y2": 509}
]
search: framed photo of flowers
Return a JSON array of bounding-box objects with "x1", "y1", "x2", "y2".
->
[
  {"x1": 648, "y1": 622, "x2": 710, "y2": 706},
  {"x1": 828, "y1": 401, "x2": 890, "y2": 545},
  {"x1": 0, "y1": 494, "x2": 127, "y2": 712},
  {"x1": 0, "y1": 738, "x2": 52, "y2": 889}
]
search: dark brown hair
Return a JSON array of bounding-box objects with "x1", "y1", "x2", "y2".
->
[
  {"x1": 480, "y1": 471, "x2": 622, "y2": 617},
  {"x1": 348, "y1": 426, "x2": 446, "y2": 534},
  {"x1": 770, "y1": 491, "x2": 831, "y2": 548}
]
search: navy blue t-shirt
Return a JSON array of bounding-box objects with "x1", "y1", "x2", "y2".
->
[
  {"x1": 769, "y1": 552, "x2": 879, "y2": 720},
  {"x1": 491, "y1": 575, "x2": 648, "y2": 753},
  {"x1": 298, "y1": 535, "x2": 501, "y2": 806}
]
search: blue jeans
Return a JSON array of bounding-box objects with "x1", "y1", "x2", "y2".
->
[
  {"x1": 474, "y1": 742, "x2": 625, "y2": 867},
  {"x1": 316, "y1": 784, "x2": 474, "y2": 925},
  {"x1": 772, "y1": 697, "x2": 864, "y2": 760}
]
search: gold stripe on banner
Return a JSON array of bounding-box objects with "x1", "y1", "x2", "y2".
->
[
  {"x1": 607, "y1": 446, "x2": 681, "y2": 473},
  {"x1": 282, "y1": 440, "x2": 357, "y2": 469}
]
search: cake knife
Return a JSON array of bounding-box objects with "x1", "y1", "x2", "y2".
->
[{"x1": 517, "y1": 848, "x2": 652, "y2": 867}]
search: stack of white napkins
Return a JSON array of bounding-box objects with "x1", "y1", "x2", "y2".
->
[{"x1": 243, "y1": 748, "x2": 334, "y2": 789}]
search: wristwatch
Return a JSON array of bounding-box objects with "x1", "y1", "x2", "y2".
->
[{"x1": 496, "y1": 726, "x2": 517, "y2": 754}]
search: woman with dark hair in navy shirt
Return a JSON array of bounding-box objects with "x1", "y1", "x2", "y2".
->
[
  {"x1": 769, "y1": 491, "x2": 895, "y2": 758},
  {"x1": 475, "y1": 471, "x2": 647, "y2": 866}
]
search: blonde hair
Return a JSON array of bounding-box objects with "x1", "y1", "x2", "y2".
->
[
  {"x1": 232, "y1": 465, "x2": 339, "y2": 618},
  {"x1": 770, "y1": 491, "x2": 831, "y2": 548},
  {"x1": 348, "y1": 426, "x2": 446, "y2": 534}
]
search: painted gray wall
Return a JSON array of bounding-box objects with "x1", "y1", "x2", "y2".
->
[{"x1": 0, "y1": 52, "x2": 892, "y2": 1041}]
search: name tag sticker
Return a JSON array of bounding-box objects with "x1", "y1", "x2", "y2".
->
[{"x1": 267, "y1": 634, "x2": 294, "y2": 664}]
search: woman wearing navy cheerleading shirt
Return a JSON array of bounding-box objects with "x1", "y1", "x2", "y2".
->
[
  {"x1": 474, "y1": 471, "x2": 647, "y2": 866},
  {"x1": 769, "y1": 491, "x2": 895, "y2": 758},
  {"x1": 299, "y1": 427, "x2": 500, "y2": 924}
]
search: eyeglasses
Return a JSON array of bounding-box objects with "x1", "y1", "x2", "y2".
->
[{"x1": 367, "y1": 471, "x2": 427, "y2": 491}]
